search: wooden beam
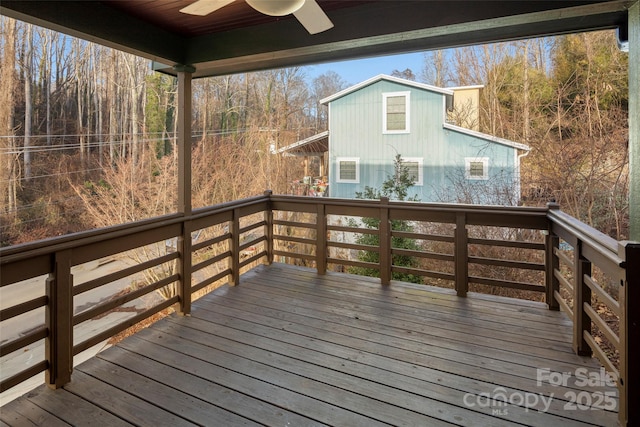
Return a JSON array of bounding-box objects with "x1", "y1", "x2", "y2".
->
[
  {"x1": 181, "y1": 1, "x2": 630, "y2": 77},
  {"x1": 0, "y1": 1, "x2": 183, "y2": 65}
]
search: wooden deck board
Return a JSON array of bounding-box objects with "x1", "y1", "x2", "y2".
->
[{"x1": 2, "y1": 263, "x2": 618, "y2": 426}]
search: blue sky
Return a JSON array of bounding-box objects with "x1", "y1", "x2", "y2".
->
[{"x1": 304, "y1": 52, "x2": 426, "y2": 85}]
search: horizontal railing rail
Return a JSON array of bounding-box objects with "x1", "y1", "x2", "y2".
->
[
  {"x1": 0, "y1": 193, "x2": 271, "y2": 393},
  {"x1": 1, "y1": 193, "x2": 637, "y2": 425},
  {"x1": 546, "y1": 204, "x2": 637, "y2": 426}
]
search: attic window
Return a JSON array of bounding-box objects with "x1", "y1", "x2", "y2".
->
[
  {"x1": 465, "y1": 157, "x2": 489, "y2": 180},
  {"x1": 383, "y1": 92, "x2": 410, "y2": 134},
  {"x1": 337, "y1": 157, "x2": 359, "y2": 183}
]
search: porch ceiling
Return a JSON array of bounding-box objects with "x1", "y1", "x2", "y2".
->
[{"x1": 0, "y1": 1, "x2": 631, "y2": 78}]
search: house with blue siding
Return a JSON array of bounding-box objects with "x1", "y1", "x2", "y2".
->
[{"x1": 316, "y1": 74, "x2": 530, "y2": 205}]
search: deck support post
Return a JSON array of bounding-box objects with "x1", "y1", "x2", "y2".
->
[
  {"x1": 379, "y1": 197, "x2": 391, "y2": 285},
  {"x1": 573, "y1": 247, "x2": 592, "y2": 356},
  {"x1": 176, "y1": 67, "x2": 193, "y2": 313},
  {"x1": 316, "y1": 201, "x2": 327, "y2": 275},
  {"x1": 620, "y1": 5, "x2": 639, "y2": 422},
  {"x1": 175, "y1": 67, "x2": 193, "y2": 216},
  {"x1": 46, "y1": 249, "x2": 73, "y2": 389},
  {"x1": 264, "y1": 190, "x2": 274, "y2": 266},
  {"x1": 619, "y1": 241, "x2": 640, "y2": 427},
  {"x1": 454, "y1": 212, "x2": 468, "y2": 297}
]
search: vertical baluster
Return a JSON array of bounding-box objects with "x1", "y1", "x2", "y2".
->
[
  {"x1": 545, "y1": 230, "x2": 560, "y2": 310},
  {"x1": 454, "y1": 212, "x2": 468, "y2": 297},
  {"x1": 316, "y1": 201, "x2": 327, "y2": 275},
  {"x1": 177, "y1": 221, "x2": 192, "y2": 315},
  {"x1": 230, "y1": 208, "x2": 240, "y2": 286},
  {"x1": 546, "y1": 203, "x2": 560, "y2": 310},
  {"x1": 573, "y1": 243, "x2": 592, "y2": 356},
  {"x1": 264, "y1": 190, "x2": 274, "y2": 265},
  {"x1": 379, "y1": 197, "x2": 391, "y2": 285}
]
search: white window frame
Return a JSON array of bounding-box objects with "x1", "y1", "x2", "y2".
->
[
  {"x1": 382, "y1": 91, "x2": 410, "y2": 134},
  {"x1": 401, "y1": 157, "x2": 423, "y2": 186},
  {"x1": 465, "y1": 157, "x2": 489, "y2": 180},
  {"x1": 336, "y1": 157, "x2": 360, "y2": 183}
]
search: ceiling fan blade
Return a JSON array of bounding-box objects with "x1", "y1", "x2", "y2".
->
[
  {"x1": 293, "y1": 0, "x2": 334, "y2": 34},
  {"x1": 179, "y1": 0, "x2": 236, "y2": 16}
]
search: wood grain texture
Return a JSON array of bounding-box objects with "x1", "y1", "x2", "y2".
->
[{"x1": 2, "y1": 263, "x2": 618, "y2": 426}]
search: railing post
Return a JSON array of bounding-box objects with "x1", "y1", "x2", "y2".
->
[
  {"x1": 264, "y1": 190, "x2": 274, "y2": 265},
  {"x1": 545, "y1": 203, "x2": 560, "y2": 310},
  {"x1": 46, "y1": 249, "x2": 73, "y2": 389},
  {"x1": 619, "y1": 241, "x2": 640, "y2": 427},
  {"x1": 230, "y1": 207, "x2": 241, "y2": 286},
  {"x1": 177, "y1": 221, "x2": 192, "y2": 315},
  {"x1": 316, "y1": 201, "x2": 327, "y2": 275},
  {"x1": 379, "y1": 197, "x2": 391, "y2": 285},
  {"x1": 454, "y1": 212, "x2": 468, "y2": 297},
  {"x1": 573, "y1": 243, "x2": 592, "y2": 356}
]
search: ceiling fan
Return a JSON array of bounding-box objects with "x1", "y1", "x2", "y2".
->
[{"x1": 180, "y1": 0, "x2": 334, "y2": 35}]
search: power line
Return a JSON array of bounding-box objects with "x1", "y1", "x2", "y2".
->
[
  {"x1": 0, "y1": 128, "x2": 265, "y2": 154},
  {"x1": 0, "y1": 168, "x2": 104, "y2": 184}
]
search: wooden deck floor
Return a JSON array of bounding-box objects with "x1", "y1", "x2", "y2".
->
[{"x1": 1, "y1": 263, "x2": 618, "y2": 426}]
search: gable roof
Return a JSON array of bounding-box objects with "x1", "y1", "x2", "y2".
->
[
  {"x1": 320, "y1": 74, "x2": 454, "y2": 105},
  {"x1": 318, "y1": 74, "x2": 529, "y2": 151}
]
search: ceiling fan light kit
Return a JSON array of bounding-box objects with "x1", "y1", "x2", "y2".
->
[
  {"x1": 245, "y1": 0, "x2": 305, "y2": 16},
  {"x1": 179, "y1": 0, "x2": 334, "y2": 35}
]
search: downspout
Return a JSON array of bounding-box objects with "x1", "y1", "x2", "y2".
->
[{"x1": 516, "y1": 149, "x2": 530, "y2": 205}]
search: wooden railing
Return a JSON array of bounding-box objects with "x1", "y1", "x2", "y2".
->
[
  {"x1": 1, "y1": 194, "x2": 637, "y2": 425},
  {"x1": 0, "y1": 193, "x2": 271, "y2": 393},
  {"x1": 547, "y1": 204, "x2": 638, "y2": 426}
]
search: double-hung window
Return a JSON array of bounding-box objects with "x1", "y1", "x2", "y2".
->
[{"x1": 383, "y1": 92, "x2": 410, "y2": 134}]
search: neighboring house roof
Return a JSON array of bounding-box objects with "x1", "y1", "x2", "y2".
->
[
  {"x1": 443, "y1": 123, "x2": 531, "y2": 151},
  {"x1": 447, "y1": 85, "x2": 485, "y2": 91},
  {"x1": 320, "y1": 74, "x2": 454, "y2": 105},
  {"x1": 282, "y1": 75, "x2": 529, "y2": 155},
  {"x1": 317, "y1": 73, "x2": 529, "y2": 152},
  {"x1": 276, "y1": 130, "x2": 329, "y2": 155}
]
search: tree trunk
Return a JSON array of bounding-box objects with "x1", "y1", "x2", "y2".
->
[
  {"x1": 23, "y1": 24, "x2": 33, "y2": 182},
  {"x1": 0, "y1": 18, "x2": 18, "y2": 216}
]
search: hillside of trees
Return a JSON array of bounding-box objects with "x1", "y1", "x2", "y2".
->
[{"x1": 0, "y1": 17, "x2": 629, "y2": 247}]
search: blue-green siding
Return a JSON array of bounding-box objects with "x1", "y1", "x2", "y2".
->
[{"x1": 328, "y1": 79, "x2": 519, "y2": 204}]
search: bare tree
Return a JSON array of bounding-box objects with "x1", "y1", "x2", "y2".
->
[
  {"x1": 0, "y1": 17, "x2": 18, "y2": 217},
  {"x1": 22, "y1": 24, "x2": 33, "y2": 181}
]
